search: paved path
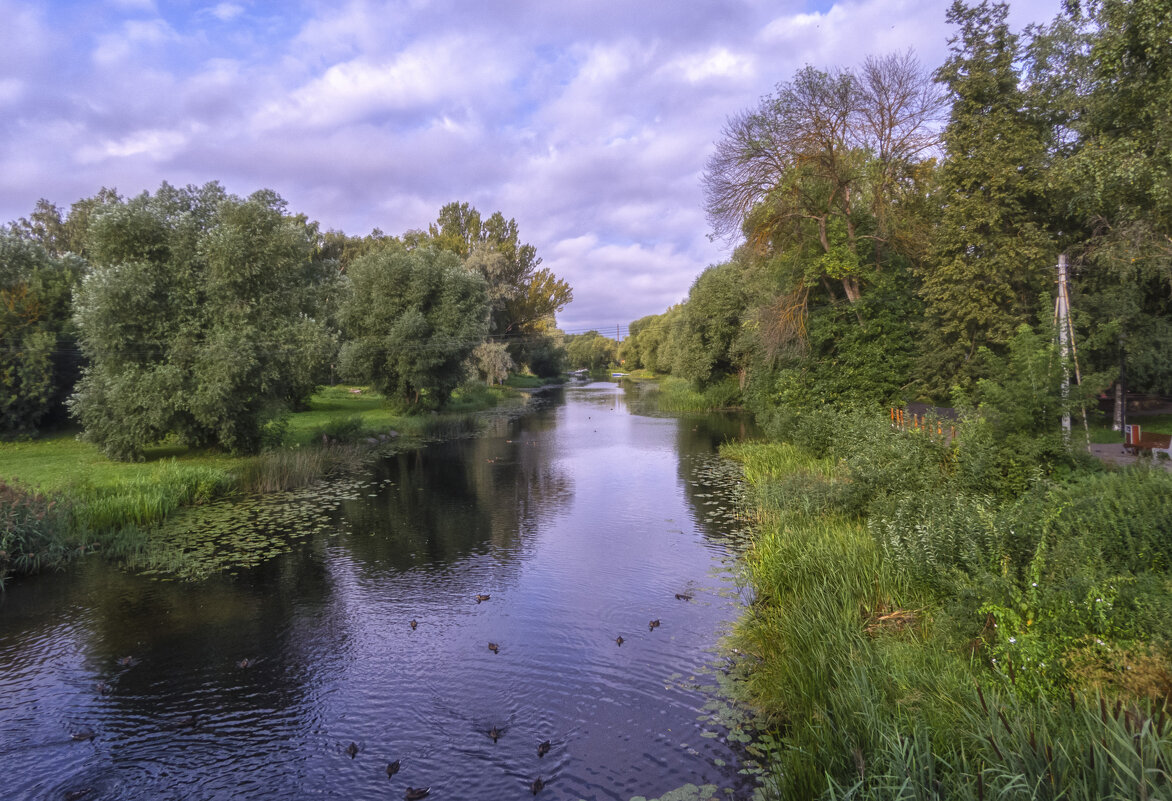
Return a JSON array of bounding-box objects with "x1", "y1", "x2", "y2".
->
[{"x1": 1088, "y1": 443, "x2": 1172, "y2": 472}]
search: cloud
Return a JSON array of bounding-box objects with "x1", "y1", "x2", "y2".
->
[
  {"x1": 210, "y1": 2, "x2": 244, "y2": 22},
  {"x1": 0, "y1": 0, "x2": 1069, "y2": 332}
]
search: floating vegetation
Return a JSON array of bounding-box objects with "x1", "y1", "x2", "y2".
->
[{"x1": 123, "y1": 475, "x2": 372, "y2": 580}]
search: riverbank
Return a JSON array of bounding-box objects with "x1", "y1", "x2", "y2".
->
[
  {"x1": 0, "y1": 383, "x2": 535, "y2": 586},
  {"x1": 723, "y1": 409, "x2": 1172, "y2": 799}
]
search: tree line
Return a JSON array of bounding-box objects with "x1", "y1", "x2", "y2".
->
[
  {"x1": 1, "y1": 187, "x2": 571, "y2": 459},
  {"x1": 621, "y1": 0, "x2": 1171, "y2": 431}
]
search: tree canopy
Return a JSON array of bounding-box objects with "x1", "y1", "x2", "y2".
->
[
  {"x1": 69, "y1": 183, "x2": 337, "y2": 459},
  {"x1": 339, "y1": 244, "x2": 489, "y2": 406}
]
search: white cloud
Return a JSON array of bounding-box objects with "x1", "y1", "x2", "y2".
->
[
  {"x1": 210, "y1": 2, "x2": 244, "y2": 22},
  {"x1": 76, "y1": 128, "x2": 192, "y2": 164},
  {"x1": 93, "y1": 18, "x2": 180, "y2": 65},
  {"x1": 0, "y1": 78, "x2": 23, "y2": 106}
]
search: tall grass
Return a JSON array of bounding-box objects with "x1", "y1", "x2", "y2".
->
[
  {"x1": 654, "y1": 375, "x2": 743, "y2": 412},
  {"x1": 724, "y1": 414, "x2": 1172, "y2": 799},
  {"x1": 0, "y1": 481, "x2": 79, "y2": 587}
]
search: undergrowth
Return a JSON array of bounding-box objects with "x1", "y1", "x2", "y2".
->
[{"x1": 723, "y1": 409, "x2": 1172, "y2": 800}]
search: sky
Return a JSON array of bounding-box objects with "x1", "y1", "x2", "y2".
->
[{"x1": 0, "y1": 0, "x2": 1066, "y2": 334}]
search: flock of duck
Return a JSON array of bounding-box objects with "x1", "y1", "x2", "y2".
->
[{"x1": 71, "y1": 588, "x2": 697, "y2": 799}]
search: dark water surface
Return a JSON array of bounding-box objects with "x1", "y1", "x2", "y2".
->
[{"x1": 1, "y1": 382, "x2": 758, "y2": 800}]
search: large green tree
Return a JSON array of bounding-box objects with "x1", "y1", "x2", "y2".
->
[
  {"x1": 339, "y1": 245, "x2": 489, "y2": 406},
  {"x1": 1061, "y1": 0, "x2": 1172, "y2": 394},
  {"x1": 69, "y1": 183, "x2": 336, "y2": 459},
  {"x1": 917, "y1": 1, "x2": 1058, "y2": 394},
  {"x1": 0, "y1": 231, "x2": 85, "y2": 437},
  {"x1": 427, "y1": 202, "x2": 572, "y2": 337}
]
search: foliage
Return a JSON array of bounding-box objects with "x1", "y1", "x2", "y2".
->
[
  {"x1": 564, "y1": 330, "x2": 618, "y2": 371},
  {"x1": 339, "y1": 244, "x2": 489, "y2": 407},
  {"x1": 69, "y1": 183, "x2": 337, "y2": 460},
  {"x1": 917, "y1": 1, "x2": 1058, "y2": 394},
  {"x1": 0, "y1": 480, "x2": 76, "y2": 586},
  {"x1": 0, "y1": 231, "x2": 85, "y2": 437},
  {"x1": 725, "y1": 424, "x2": 1172, "y2": 800},
  {"x1": 426, "y1": 202, "x2": 572, "y2": 351},
  {"x1": 470, "y1": 341, "x2": 515, "y2": 385}
]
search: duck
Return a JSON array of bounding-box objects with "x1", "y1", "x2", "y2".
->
[
  {"x1": 71, "y1": 728, "x2": 96, "y2": 742},
  {"x1": 488, "y1": 642, "x2": 500, "y2": 654},
  {"x1": 94, "y1": 681, "x2": 112, "y2": 695},
  {"x1": 475, "y1": 594, "x2": 491, "y2": 603},
  {"x1": 236, "y1": 658, "x2": 253, "y2": 668},
  {"x1": 675, "y1": 592, "x2": 693, "y2": 601},
  {"x1": 530, "y1": 776, "x2": 545, "y2": 795},
  {"x1": 615, "y1": 635, "x2": 624, "y2": 646},
  {"x1": 387, "y1": 760, "x2": 400, "y2": 777},
  {"x1": 346, "y1": 742, "x2": 359, "y2": 758},
  {"x1": 117, "y1": 656, "x2": 135, "y2": 667},
  {"x1": 649, "y1": 619, "x2": 661, "y2": 631},
  {"x1": 537, "y1": 740, "x2": 551, "y2": 758},
  {"x1": 489, "y1": 725, "x2": 502, "y2": 742},
  {"x1": 404, "y1": 787, "x2": 430, "y2": 800},
  {"x1": 410, "y1": 620, "x2": 418, "y2": 630}
]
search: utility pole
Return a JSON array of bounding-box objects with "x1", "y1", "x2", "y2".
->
[{"x1": 1057, "y1": 254, "x2": 1071, "y2": 441}]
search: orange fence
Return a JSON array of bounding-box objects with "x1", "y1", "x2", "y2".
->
[{"x1": 890, "y1": 407, "x2": 956, "y2": 441}]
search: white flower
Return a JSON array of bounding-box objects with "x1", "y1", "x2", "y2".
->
[{"x1": 1009, "y1": 637, "x2": 1016, "y2": 644}]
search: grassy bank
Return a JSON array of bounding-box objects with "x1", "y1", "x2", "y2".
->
[
  {"x1": 649, "y1": 375, "x2": 743, "y2": 412},
  {"x1": 0, "y1": 383, "x2": 520, "y2": 585},
  {"x1": 724, "y1": 410, "x2": 1172, "y2": 799}
]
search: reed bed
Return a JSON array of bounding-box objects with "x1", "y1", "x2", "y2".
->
[{"x1": 724, "y1": 415, "x2": 1172, "y2": 800}]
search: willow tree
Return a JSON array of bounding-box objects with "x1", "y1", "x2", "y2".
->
[
  {"x1": 339, "y1": 245, "x2": 489, "y2": 407},
  {"x1": 70, "y1": 184, "x2": 336, "y2": 459}
]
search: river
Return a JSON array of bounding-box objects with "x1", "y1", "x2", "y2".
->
[{"x1": 0, "y1": 381, "x2": 759, "y2": 800}]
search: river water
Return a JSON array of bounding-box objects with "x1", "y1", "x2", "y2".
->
[{"x1": 0, "y1": 381, "x2": 759, "y2": 800}]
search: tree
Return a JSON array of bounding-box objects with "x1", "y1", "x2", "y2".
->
[
  {"x1": 917, "y1": 1, "x2": 1057, "y2": 394},
  {"x1": 1060, "y1": 0, "x2": 1172, "y2": 394},
  {"x1": 0, "y1": 231, "x2": 85, "y2": 437},
  {"x1": 339, "y1": 245, "x2": 489, "y2": 406},
  {"x1": 428, "y1": 202, "x2": 572, "y2": 339},
  {"x1": 470, "y1": 342, "x2": 514, "y2": 386},
  {"x1": 564, "y1": 331, "x2": 618, "y2": 371},
  {"x1": 704, "y1": 52, "x2": 944, "y2": 306},
  {"x1": 670, "y1": 261, "x2": 750, "y2": 387},
  {"x1": 69, "y1": 183, "x2": 336, "y2": 459}
]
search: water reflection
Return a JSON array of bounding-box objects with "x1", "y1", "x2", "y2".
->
[{"x1": 1, "y1": 383, "x2": 759, "y2": 800}]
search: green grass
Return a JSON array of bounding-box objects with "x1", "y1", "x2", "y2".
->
[
  {"x1": 651, "y1": 375, "x2": 742, "y2": 412},
  {"x1": 722, "y1": 425, "x2": 1172, "y2": 800},
  {"x1": 1088, "y1": 413, "x2": 1172, "y2": 444}
]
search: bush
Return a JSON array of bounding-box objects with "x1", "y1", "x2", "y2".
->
[{"x1": 0, "y1": 481, "x2": 76, "y2": 585}]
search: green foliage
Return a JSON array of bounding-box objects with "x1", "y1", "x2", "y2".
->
[
  {"x1": 0, "y1": 231, "x2": 85, "y2": 437},
  {"x1": 918, "y1": 1, "x2": 1057, "y2": 394},
  {"x1": 339, "y1": 244, "x2": 489, "y2": 407},
  {"x1": 69, "y1": 183, "x2": 337, "y2": 460},
  {"x1": 427, "y1": 202, "x2": 572, "y2": 349},
  {"x1": 0, "y1": 480, "x2": 76, "y2": 585},
  {"x1": 670, "y1": 261, "x2": 749, "y2": 387},
  {"x1": 726, "y1": 428, "x2": 1172, "y2": 800},
  {"x1": 564, "y1": 330, "x2": 618, "y2": 371}
]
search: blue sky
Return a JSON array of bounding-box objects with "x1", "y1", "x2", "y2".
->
[{"x1": 1, "y1": 0, "x2": 1065, "y2": 333}]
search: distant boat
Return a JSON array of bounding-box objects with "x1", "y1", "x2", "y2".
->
[{"x1": 611, "y1": 372, "x2": 628, "y2": 377}]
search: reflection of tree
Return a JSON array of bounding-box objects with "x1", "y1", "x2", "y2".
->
[
  {"x1": 674, "y1": 411, "x2": 758, "y2": 546},
  {"x1": 338, "y1": 394, "x2": 572, "y2": 575},
  {"x1": 75, "y1": 546, "x2": 338, "y2": 727}
]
